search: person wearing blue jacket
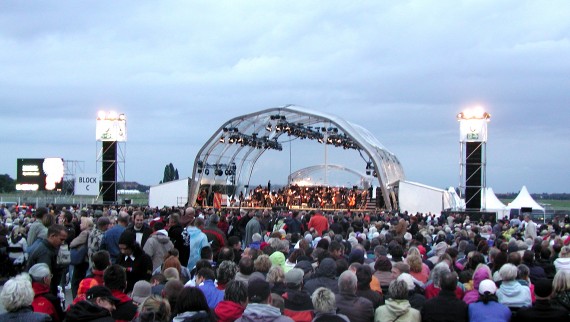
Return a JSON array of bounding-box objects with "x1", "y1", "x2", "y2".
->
[
  {"x1": 468, "y1": 279, "x2": 511, "y2": 322},
  {"x1": 186, "y1": 217, "x2": 209, "y2": 270},
  {"x1": 101, "y1": 212, "x2": 128, "y2": 263}
]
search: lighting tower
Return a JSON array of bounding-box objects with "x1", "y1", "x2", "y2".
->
[
  {"x1": 457, "y1": 108, "x2": 491, "y2": 211},
  {"x1": 96, "y1": 111, "x2": 127, "y2": 204}
]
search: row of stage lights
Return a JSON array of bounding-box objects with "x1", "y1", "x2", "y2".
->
[
  {"x1": 220, "y1": 128, "x2": 283, "y2": 151},
  {"x1": 219, "y1": 114, "x2": 360, "y2": 151},
  {"x1": 196, "y1": 162, "x2": 237, "y2": 176}
]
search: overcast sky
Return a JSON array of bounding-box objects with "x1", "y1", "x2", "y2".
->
[{"x1": 1, "y1": 1, "x2": 569, "y2": 194}]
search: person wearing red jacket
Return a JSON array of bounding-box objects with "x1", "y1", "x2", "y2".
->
[
  {"x1": 214, "y1": 280, "x2": 247, "y2": 322},
  {"x1": 308, "y1": 211, "x2": 329, "y2": 236},
  {"x1": 29, "y1": 263, "x2": 65, "y2": 322}
]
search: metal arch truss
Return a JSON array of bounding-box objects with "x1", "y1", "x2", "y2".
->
[{"x1": 188, "y1": 105, "x2": 405, "y2": 210}]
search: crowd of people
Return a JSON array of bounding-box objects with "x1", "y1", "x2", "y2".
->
[{"x1": 1, "y1": 202, "x2": 570, "y2": 322}]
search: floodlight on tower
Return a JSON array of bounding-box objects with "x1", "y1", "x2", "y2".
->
[{"x1": 457, "y1": 106, "x2": 490, "y2": 211}]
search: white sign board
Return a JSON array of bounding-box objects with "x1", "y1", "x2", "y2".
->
[
  {"x1": 96, "y1": 118, "x2": 127, "y2": 142},
  {"x1": 459, "y1": 118, "x2": 488, "y2": 143},
  {"x1": 75, "y1": 174, "x2": 100, "y2": 196}
]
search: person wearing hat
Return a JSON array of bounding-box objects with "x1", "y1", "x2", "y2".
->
[
  {"x1": 516, "y1": 278, "x2": 569, "y2": 322},
  {"x1": 282, "y1": 268, "x2": 314, "y2": 321},
  {"x1": 396, "y1": 273, "x2": 425, "y2": 311},
  {"x1": 467, "y1": 279, "x2": 511, "y2": 322},
  {"x1": 117, "y1": 230, "x2": 153, "y2": 293},
  {"x1": 130, "y1": 280, "x2": 152, "y2": 306},
  {"x1": 29, "y1": 263, "x2": 65, "y2": 322},
  {"x1": 235, "y1": 278, "x2": 294, "y2": 322},
  {"x1": 66, "y1": 285, "x2": 120, "y2": 322}
]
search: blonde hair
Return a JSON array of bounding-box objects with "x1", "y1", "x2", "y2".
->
[
  {"x1": 254, "y1": 255, "x2": 272, "y2": 274},
  {"x1": 560, "y1": 246, "x2": 570, "y2": 258},
  {"x1": 138, "y1": 295, "x2": 171, "y2": 322},
  {"x1": 406, "y1": 254, "x2": 423, "y2": 273},
  {"x1": 266, "y1": 265, "x2": 285, "y2": 284},
  {"x1": 81, "y1": 216, "x2": 94, "y2": 229},
  {"x1": 553, "y1": 270, "x2": 570, "y2": 293}
]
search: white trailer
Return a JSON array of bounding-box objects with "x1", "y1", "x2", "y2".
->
[
  {"x1": 149, "y1": 178, "x2": 190, "y2": 208},
  {"x1": 398, "y1": 180, "x2": 454, "y2": 215}
]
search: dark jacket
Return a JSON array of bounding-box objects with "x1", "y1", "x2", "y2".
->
[
  {"x1": 125, "y1": 224, "x2": 153, "y2": 248},
  {"x1": 284, "y1": 217, "x2": 303, "y2": 234},
  {"x1": 334, "y1": 292, "x2": 374, "y2": 322},
  {"x1": 27, "y1": 239, "x2": 61, "y2": 295},
  {"x1": 312, "y1": 312, "x2": 350, "y2": 322},
  {"x1": 515, "y1": 299, "x2": 570, "y2": 322},
  {"x1": 0, "y1": 307, "x2": 51, "y2": 322},
  {"x1": 110, "y1": 290, "x2": 138, "y2": 322},
  {"x1": 168, "y1": 224, "x2": 189, "y2": 266},
  {"x1": 420, "y1": 289, "x2": 468, "y2": 322},
  {"x1": 117, "y1": 247, "x2": 153, "y2": 293},
  {"x1": 100, "y1": 225, "x2": 125, "y2": 264},
  {"x1": 356, "y1": 289, "x2": 384, "y2": 309},
  {"x1": 282, "y1": 289, "x2": 314, "y2": 322},
  {"x1": 66, "y1": 301, "x2": 115, "y2": 322},
  {"x1": 303, "y1": 258, "x2": 338, "y2": 295},
  {"x1": 553, "y1": 290, "x2": 570, "y2": 312}
]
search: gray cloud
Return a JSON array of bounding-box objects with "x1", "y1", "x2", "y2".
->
[{"x1": 1, "y1": 0, "x2": 569, "y2": 193}]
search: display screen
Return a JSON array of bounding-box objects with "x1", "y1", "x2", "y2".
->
[{"x1": 16, "y1": 158, "x2": 64, "y2": 191}]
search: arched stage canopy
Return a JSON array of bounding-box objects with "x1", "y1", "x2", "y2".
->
[
  {"x1": 188, "y1": 105, "x2": 405, "y2": 210},
  {"x1": 288, "y1": 164, "x2": 370, "y2": 188}
]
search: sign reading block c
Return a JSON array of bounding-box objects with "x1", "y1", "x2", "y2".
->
[{"x1": 75, "y1": 174, "x2": 100, "y2": 196}]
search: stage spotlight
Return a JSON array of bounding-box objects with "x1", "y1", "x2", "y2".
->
[
  {"x1": 197, "y1": 169, "x2": 202, "y2": 174},
  {"x1": 223, "y1": 127, "x2": 229, "y2": 132},
  {"x1": 265, "y1": 123, "x2": 272, "y2": 131},
  {"x1": 219, "y1": 136, "x2": 225, "y2": 143},
  {"x1": 204, "y1": 169, "x2": 210, "y2": 175},
  {"x1": 318, "y1": 137, "x2": 324, "y2": 143}
]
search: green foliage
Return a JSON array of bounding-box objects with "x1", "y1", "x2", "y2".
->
[
  {"x1": 0, "y1": 174, "x2": 16, "y2": 193},
  {"x1": 161, "y1": 163, "x2": 179, "y2": 184}
]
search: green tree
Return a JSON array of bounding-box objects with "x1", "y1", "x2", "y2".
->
[
  {"x1": 161, "y1": 163, "x2": 179, "y2": 183},
  {"x1": 0, "y1": 174, "x2": 16, "y2": 193}
]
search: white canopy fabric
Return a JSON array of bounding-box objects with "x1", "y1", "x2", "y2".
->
[
  {"x1": 484, "y1": 187, "x2": 509, "y2": 218},
  {"x1": 507, "y1": 185, "x2": 545, "y2": 212}
]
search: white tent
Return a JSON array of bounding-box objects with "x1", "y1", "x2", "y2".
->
[
  {"x1": 483, "y1": 187, "x2": 509, "y2": 218},
  {"x1": 507, "y1": 185, "x2": 545, "y2": 212},
  {"x1": 446, "y1": 187, "x2": 464, "y2": 211}
]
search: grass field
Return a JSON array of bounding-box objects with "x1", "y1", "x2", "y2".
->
[{"x1": 499, "y1": 199, "x2": 570, "y2": 212}]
